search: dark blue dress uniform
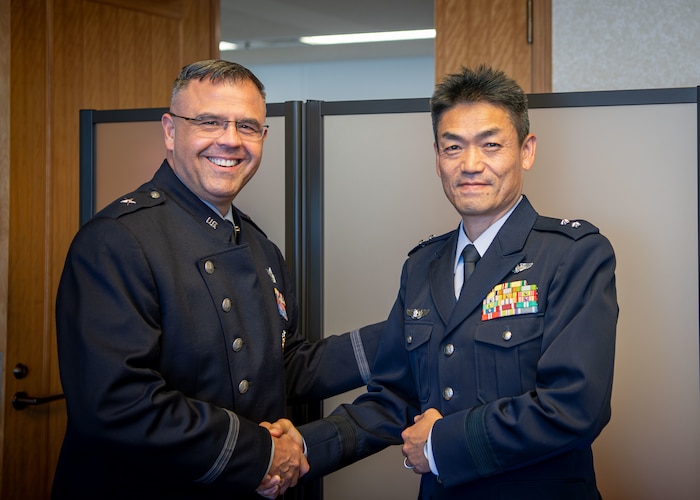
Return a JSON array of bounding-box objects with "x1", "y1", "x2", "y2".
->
[
  {"x1": 52, "y1": 162, "x2": 381, "y2": 499},
  {"x1": 300, "y1": 196, "x2": 618, "y2": 499}
]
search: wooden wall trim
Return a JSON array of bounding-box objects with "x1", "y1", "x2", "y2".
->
[
  {"x1": 531, "y1": 0, "x2": 552, "y2": 93},
  {"x1": 0, "y1": 0, "x2": 10, "y2": 485},
  {"x1": 87, "y1": 0, "x2": 185, "y2": 19},
  {"x1": 210, "y1": 0, "x2": 220, "y2": 58}
]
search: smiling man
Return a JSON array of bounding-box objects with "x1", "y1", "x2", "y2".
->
[
  {"x1": 294, "y1": 65, "x2": 619, "y2": 499},
  {"x1": 52, "y1": 60, "x2": 381, "y2": 499}
]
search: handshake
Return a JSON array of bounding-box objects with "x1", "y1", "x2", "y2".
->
[
  {"x1": 253, "y1": 408, "x2": 442, "y2": 498},
  {"x1": 256, "y1": 419, "x2": 308, "y2": 499}
]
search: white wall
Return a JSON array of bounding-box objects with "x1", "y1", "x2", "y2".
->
[
  {"x1": 553, "y1": 0, "x2": 700, "y2": 91},
  {"x1": 245, "y1": 56, "x2": 434, "y2": 103}
]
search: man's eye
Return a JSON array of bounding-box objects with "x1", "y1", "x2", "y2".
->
[
  {"x1": 441, "y1": 145, "x2": 461, "y2": 155},
  {"x1": 199, "y1": 120, "x2": 222, "y2": 127},
  {"x1": 237, "y1": 123, "x2": 260, "y2": 134}
]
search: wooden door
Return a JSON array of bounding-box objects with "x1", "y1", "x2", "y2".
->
[
  {"x1": 435, "y1": 0, "x2": 551, "y2": 93},
  {"x1": 1, "y1": 1, "x2": 218, "y2": 498}
]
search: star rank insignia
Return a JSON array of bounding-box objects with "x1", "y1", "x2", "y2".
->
[{"x1": 120, "y1": 198, "x2": 136, "y2": 205}]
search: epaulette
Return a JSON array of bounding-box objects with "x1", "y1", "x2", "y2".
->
[
  {"x1": 238, "y1": 210, "x2": 268, "y2": 239},
  {"x1": 95, "y1": 188, "x2": 166, "y2": 220},
  {"x1": 408, "y1": 231, "x2": 452, "y2": 256},
  {"x1": 533, "y1": 216, "x2": 599, "y2": 240}
]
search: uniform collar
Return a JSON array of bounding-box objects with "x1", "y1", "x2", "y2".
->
[
  {"x1": 152, "y1": 161, "x2": 238, "y2": 243},
  {"x1": 454, "y1": 195, "x2": 523, "y2": 272}
]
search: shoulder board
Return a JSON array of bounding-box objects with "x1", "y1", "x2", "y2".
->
[
  {"x1": 238, "y1": 210, "x2": 268, "y2": 239},
  {"x1": 95, "y1": 188, "x2": 166, "y2": 220},
  {"x1": 408, "y1": 231, "x2": 452, "y2": 256},
  {"x1": 533, "y1": 216, "x2": 599, "y2": 240}
]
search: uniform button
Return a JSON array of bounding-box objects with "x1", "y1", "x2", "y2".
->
[
  {"x1": 221, "y1": 298, "x2": 232, "y2": 312},
  {"x1": 149, "y1": 190, "x2": 161, "y2": 199},
  {"x1": 406, "y1": 335, "x2": 413, "y2": 344},
  {"x1": 238, "y1": 380, "x2": 250, "y2": 394},
  {"x1": 502, "y1": 330, "x2": 513, "y2": 341},
  {"x1": 442, "y1": 387, "x2": 454, "y2": 400},
  {"x1": 204, "y1": 260, "x2": 215, "y2": 274},
  {"x1": 232, "y1": 338, "x2": 244, "y2": 352},
  {"x1": 443, "y1": 344, "x2": 455, "y2": 356}
]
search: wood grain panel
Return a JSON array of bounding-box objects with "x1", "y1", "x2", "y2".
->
[
  {"x1": 183, "y1": 0, "x2": 219, "y2": 64},
  {"x1": 531, "y1": 0, "x2": 552, "y2": 92},
  {"x1": 50, "y1": 0, "x2": 88, "y2": 492},
  {"x1": 435, "y1": 0, "x2": 551, "y2": 93},
  {"x1": 88, "y1": 0, "x2": 185, "y2": 19},
  {"x1": 0, "y1": 0, "x2": 10, "y2": 486},
  {"x1": 5, "y1": 0, "x2": 51, "y2": 496},
  {"x1": 83, "y1": 0, "x2": 120, "y2": 105},
  {"x1": 151, "y1": 16, "x2": 182, "y2": 104}
]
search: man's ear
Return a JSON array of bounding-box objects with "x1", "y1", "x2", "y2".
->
[
  {"x1": 521, "y1": 134, "x2": 537, "y2": 171},
  {"x1": 434, "y1": 142, "x2": 441, "y2": 177},
  {"x1": 162, "y1": 113, "x2": 175, "y2": 152}
]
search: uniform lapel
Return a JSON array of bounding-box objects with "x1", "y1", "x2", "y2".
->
[
  {"x1": 443, "y1": 197, "x2": 539, "y2": 336},
  {"x1": 429, "y1": 231, "x2": 460, "y2": 325}
]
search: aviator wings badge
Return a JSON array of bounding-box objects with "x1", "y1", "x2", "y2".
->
[
  {"x1": 513, "y1": 262, "x2": 534, "y2": 274},
  {"x1": 406, "y1": 308, "x2": 430, "y2": 320}
]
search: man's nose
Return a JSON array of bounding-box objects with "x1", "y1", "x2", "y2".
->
[
  {"x1": 460, "y1": 147, "x2": 484, "y2": 172},
  {"x1": 217, "y1": 122, "x2": 243, "y2": 145}
]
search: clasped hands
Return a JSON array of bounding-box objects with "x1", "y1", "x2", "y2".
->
[
  {"x1": 401, "y1": 408, "x2": 443, "y2": 474},
  {"x1": 255, "y1": 408, "x2": 442, "y2": 497},
  {"x1": 256, "y1": 419, "x2": 308, "y2": 498}
]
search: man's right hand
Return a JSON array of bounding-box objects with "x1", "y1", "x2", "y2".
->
[{"x1": 256, "y1": 420, "x2": 309, "y2": 498}]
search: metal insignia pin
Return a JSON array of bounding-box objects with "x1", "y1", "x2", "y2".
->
[
  {"x1": 571, "y1": 221, "x2": 581, "y2": 228},
  {"x1": 266, "y1": 267, "x2": 277, "y2": 284},
  {"x1": 513, "y1": 262, "x2": 534, "y2": 274},
  {"x1": 560, "y1": 219, "x2": 570, "y2": 225},
  {"x1": 120, "y1": 198, "x2": 136, "y2": 205},
  {"x1": 406, "y1": 308, "x2": 430, "y2": 319}
]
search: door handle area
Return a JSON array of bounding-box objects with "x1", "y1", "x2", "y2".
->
[{"x1": 12, "y1": 391, "x2": 65, "y2": 410}]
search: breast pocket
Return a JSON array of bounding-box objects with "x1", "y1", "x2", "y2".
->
[
  {"x1": 474, "y1": 315, "x2": 544, "y2": 403},
  {"x1": 404, "y1": 323, "x2": 433, "y2": 403}
]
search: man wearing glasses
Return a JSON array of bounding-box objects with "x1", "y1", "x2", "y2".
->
[{"x1": 52, "y1": 60, "x2": 380, "y2": 499}]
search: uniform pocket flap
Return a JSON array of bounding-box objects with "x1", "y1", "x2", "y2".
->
[
  {"x1": 405, "y1": 323, "x2": 432, "y2": 351},
  {"x1": 474, "y1": 315, "x2": 544, "y2": 349}
]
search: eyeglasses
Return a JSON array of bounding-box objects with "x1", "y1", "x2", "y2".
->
[{"x1": 169, "y1": 112, "x2": 269, "y2": 141}]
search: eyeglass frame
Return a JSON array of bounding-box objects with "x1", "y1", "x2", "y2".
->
[{"x1": 168, "y1": 111, "x2": 269, "y2": 141}]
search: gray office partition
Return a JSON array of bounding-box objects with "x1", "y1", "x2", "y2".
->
[{"x1": 79, "y1": 88, "x2": 700, "y2": 499}]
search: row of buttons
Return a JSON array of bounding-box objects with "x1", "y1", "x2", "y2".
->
[
  {"x1": 416, "y1": 332, "x2": 512, "y2": 402},
  {"x1": 204, "y1": 259, "x2": 250, "y2": 395}
]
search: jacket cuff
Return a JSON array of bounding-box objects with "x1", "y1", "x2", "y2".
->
[
  {"x1": 299, "y1": 415, "x2": 356, "y2": 480},
  {"x1": 432, "y1": 407, "x2": 499, "y2": 487}
]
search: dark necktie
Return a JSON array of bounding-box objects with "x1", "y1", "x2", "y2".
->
[{"x1": 462, "y1": 244, "x2": 480, "y2": 286}]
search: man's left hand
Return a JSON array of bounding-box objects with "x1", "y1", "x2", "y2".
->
[{"x1": 401, "y1": 408, "x2": 443, "y2": 474}]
